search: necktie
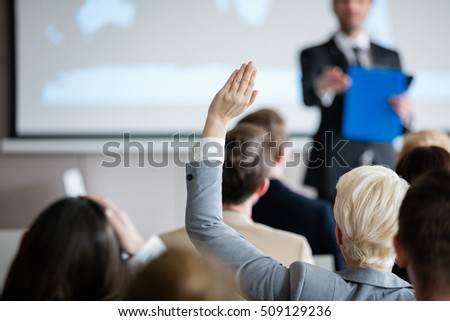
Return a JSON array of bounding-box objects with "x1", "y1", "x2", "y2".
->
[{"x1": 352, "y1": 47, "x2": 362, "y2": 66}]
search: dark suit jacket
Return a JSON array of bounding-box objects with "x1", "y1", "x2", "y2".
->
[
  {"x1": 300, "y1": 37, "x2": 402, "y2": 201},
  {"x1": 252, "y1": 179, "x2": 345, "y2": 271}
]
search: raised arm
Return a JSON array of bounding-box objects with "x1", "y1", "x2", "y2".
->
[{"x1": 185, "y1": 62, "x2": 292, "y2": 300}]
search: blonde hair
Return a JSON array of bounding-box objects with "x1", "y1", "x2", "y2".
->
[
  {"x1": 334, "y1": 166, "x2": 409, "y2": 269},
  {"x1": 399, "y1": 129, "x2": 450, "y2": 161}
]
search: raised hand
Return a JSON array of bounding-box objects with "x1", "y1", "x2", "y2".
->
[{"x1": 202, "y1": 62, "x2": 258, "y2": 139}]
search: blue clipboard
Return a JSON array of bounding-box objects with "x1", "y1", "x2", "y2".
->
[{"x1": 342, "y1": 66, "x2": 407, "y2": 142}]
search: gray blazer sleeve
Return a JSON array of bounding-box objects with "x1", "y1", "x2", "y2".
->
[{"x1": 185, "y1": 161, "x2": 293, "y2": 300}]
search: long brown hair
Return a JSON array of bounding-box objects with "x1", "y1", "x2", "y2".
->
[{"x1": 1, "y1": 197, "x2": 128, "y2": 300}]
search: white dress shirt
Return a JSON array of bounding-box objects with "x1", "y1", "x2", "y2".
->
[{"x1": 334, "y1": 30, "x2": 373, "y2": 67}]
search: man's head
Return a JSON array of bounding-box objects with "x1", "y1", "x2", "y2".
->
[
  {"x1": 333, "y1": 0, "x2": 372, "y2": 35},
  {"x1": 334, "y1": 165, "x2": 409, "y2": 269},
  {"x1": 237, "y1": 108, "x2": 288, "y2": 164},
  {"x1": 222, "y1": 123, "x2": 270, "y2": 205},
  {"x1": 394, "y1": 170, "x2": 450, "y2": 300}
]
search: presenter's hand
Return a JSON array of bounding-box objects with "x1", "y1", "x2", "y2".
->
[
  {"x1": 87, "y1": 195, "x2": 144, "y2": 256},
  {"x1": 202, "y1": 62, "x2": 258, "y2": 139},
  {"x1": 316, "y1": 66, "x2": 352, "y2": 95},
  {"x1": 389, "y1": 94, "x2": 413, "y2": 124}
]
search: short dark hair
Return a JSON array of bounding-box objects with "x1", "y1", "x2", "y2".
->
[
  {"x1": 237, "y1": 108, "x2": 288, "y2": 161},
  {"x1": 398, "y1": 170, "x2": 450, "y2": 299},
  {"x1": 222, "y1": 123, "x2": 271, "y2": 205},
  {"x1": 396, "y1": 146, "x2": 450, "y2": 183},
  {"x1": 1, "y1": 197, "x2": 127, "y2": 300}
]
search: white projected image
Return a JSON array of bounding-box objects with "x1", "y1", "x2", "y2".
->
[
  {"x1": 213, "y1": 0, "x2": 273, "y2": 26},
  {"x1": 76, "y1": 0, "x2": 136, "y2": 37},
  {"x1": 43, "y1": 0, "x2": 288, "y2": 109},
  {"x1": 15, "y1": 0, "x2": 450, "y2": 136}
]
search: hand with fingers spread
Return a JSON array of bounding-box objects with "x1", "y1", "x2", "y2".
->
[
  {"x1": 202, "y1": 62, "x2": 258, "y2": 139},
  {"x1": 86, "y1": 195, "x2": 144, "y2": 256}
]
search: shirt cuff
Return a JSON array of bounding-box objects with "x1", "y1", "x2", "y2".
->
[
  {"x1": 128, "y1": 235, "x2": 166, "y2": 269},
  {"x1": 314, "y1": 79, "x2": 335, "y2": 107},
  {"x1": 193, "y1": 137, "x2": 225, "y2": 163}
]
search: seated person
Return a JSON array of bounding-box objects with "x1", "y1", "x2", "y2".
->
[
  {"x1": 392, "y1": 145, "x2": 450, "y2": 282},
  {"x1": 185, "y1": 62, "x2": 414, "y2": 300},
  {"x1": 398, "y1": 129, "x2": 450, "y2": 161},
  {"x1": 160, "y1": 124, "x2": 314, "y2": 268},
  {"x1": 124, "y1": 248, "x2": 237, "y2": 300},
  {"x1": 238, "y1": 108, "x2": 345, "y2": 270},
  {"x1": 394, "y1": 170, "x2": 450, "y2": 300},
  {"x1": 1, "y1": 196, "x2": 165, "y2": 300}
]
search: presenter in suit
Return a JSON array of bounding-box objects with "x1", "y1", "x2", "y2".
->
[{"x1": 300, "y1": 0, "x2": 413, "y2": 202}]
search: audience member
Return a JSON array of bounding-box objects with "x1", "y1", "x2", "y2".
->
[
  {"x1": 160, "y1": 123, "x2": 314, "y2": 268},
  {"x1": 185, "y1": 62, "x2": 414, "y2": 300},
  {"x1": 394, "y1": 170, "x2": 450, "y2": 300},
  {"x1": 221, "y1": 123, "x2": 313, "y2": 267},
  {"x1": 1, "y1": 196, "x2": 165, "y2": 300},
  {"x1": 124, "y1": 248, "x2": 237, "y2": 300},
  {"x1": 391, "y1": 146, "x2": 450, "y2": 282},
  {"x1": 398, "y1": 129, "x2": 450, "y2": 161},
  {"x1": 238, "y1": 108, "x2": 345, "y2": 270}
]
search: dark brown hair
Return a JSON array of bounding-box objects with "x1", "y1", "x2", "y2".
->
[
  {"x1": 395, "y1": 146, "x2": 450, "y2": 183},
  {"x1": 398, "y1": 170, "x2": 450, "y2": 300},
  {"x1": 1, "y1": 197, "x2": 127, "y2": 300},
  {"x1": 222, "y1": 123, "x2": 271, "y2": 205}
]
